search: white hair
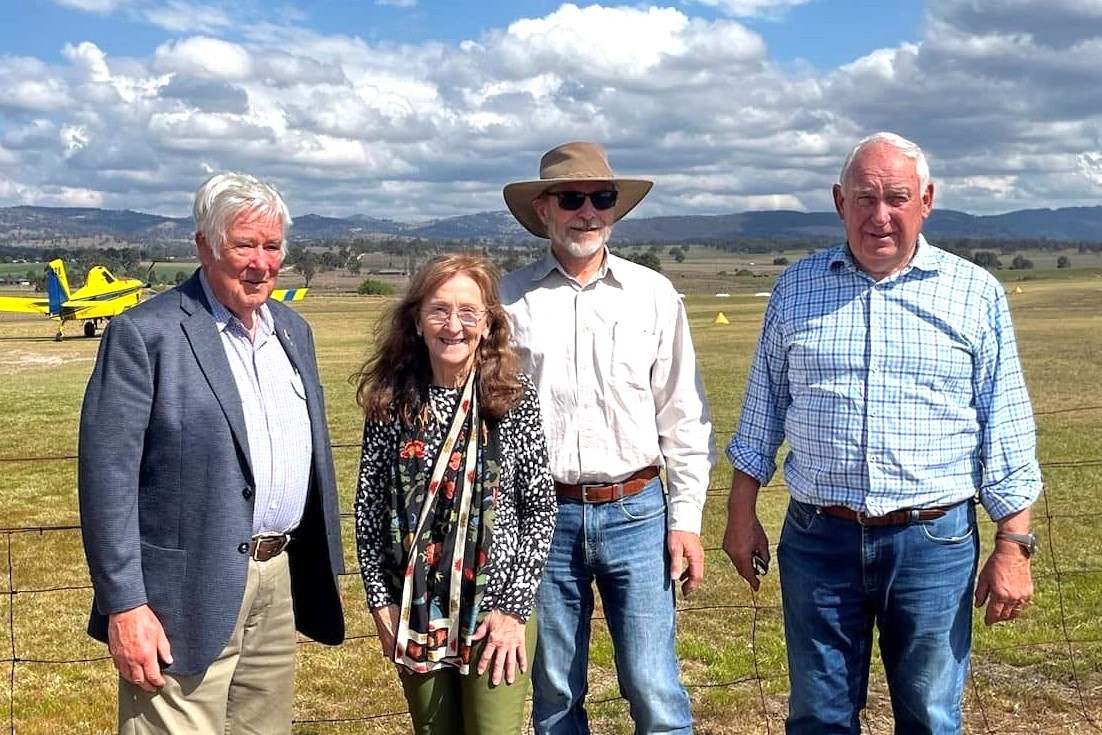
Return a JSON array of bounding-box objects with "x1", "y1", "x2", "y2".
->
[
  {"x1": 192, "y1": 172, "x2": 292, "y2": 260},
  {"x1": 839, "y1": 132, "x2": 931, "y2": 192}
]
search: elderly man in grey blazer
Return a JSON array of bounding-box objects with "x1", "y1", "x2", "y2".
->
[{"x1": 78, "y1": 172, "x2": 345, "y2": 734}]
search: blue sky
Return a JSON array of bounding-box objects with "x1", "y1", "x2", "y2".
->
[
  {"x1": 2, "y1": 0, "x2": 1102, "y2": 220},
  {"x1": 3, "y1": 1, "x2": 925, "y2": 70}
]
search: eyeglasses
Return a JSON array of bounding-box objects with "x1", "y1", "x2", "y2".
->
[
  {"x1": 547, "y1": 190, "x2": 619, "y2": 211},
  {"x1": 422, "y1": 306, "x2": 485, "y2": 328}
]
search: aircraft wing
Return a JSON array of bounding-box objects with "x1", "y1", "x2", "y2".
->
[
  {"x1": 271, "y1": 288, "x2": 307, "y2": 302},
  {"x1": 0, "y1": 296, "x2": 51, "y2": 315},
  {"x1": 64, "y1": 298, "x2": 137, "y2": 320}
]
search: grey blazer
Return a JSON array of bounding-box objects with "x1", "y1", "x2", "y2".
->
[{"x1": 78, "y1": 271, "x2": 345, "y2": 676}]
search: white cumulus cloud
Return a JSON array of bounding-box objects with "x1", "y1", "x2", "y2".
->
[
  {"x1": 4, "y1": 1, "x2": 1102, "y2": 219},
  {"x1": 152, "y1": 37, "x2": 255, "y2": 81}
]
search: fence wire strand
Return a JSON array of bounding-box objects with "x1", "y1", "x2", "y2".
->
[{"x1": 2, "y1": 450, "x2": 1101, "y2": 733}]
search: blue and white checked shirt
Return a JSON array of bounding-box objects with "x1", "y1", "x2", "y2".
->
[
  {"x1": 727, "y1": 236, "x2": 1041, "y2": 521},
  {"x1": 200, "y1": 271, "x2": 313, "y2": 535}
]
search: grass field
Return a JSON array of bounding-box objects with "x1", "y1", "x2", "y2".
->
[{"x1": 0, "y1": 260, "x2": 1100, "y2": 733}]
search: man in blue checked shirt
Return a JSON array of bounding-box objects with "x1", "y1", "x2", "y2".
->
[{"x1": 723, "y1": 131, "x2": 1042, "y2": 735}]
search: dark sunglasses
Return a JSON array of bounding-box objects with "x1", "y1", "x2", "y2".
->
[{"x1": 548, "y1": 189, "x2": 619, "y2": 211}]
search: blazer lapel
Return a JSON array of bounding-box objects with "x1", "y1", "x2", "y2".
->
[
  {"x1": 178, "y1": 276, "x2": 254, "y2": 482},
  {"x1": 273, "y1": 316, "x2": 306, "y2": 378},
  {"x1": 272, "y1": 311, "x2": 324, "y2": 453}
]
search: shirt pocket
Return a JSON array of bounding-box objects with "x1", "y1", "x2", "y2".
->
[
  {"x1": 510, "y1": 320, "x2": 545, "y2": 379},
  {"x1": 611, "y1": 322, "x2": 658, "y2": 392}
]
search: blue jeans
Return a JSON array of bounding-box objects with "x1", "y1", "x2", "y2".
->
[
  {"x1": 778, "y1": 499, "x2": 979, "y2": 735},
  {"x1": 532, "y1": 479, "x2": 692, "y2": 735}
]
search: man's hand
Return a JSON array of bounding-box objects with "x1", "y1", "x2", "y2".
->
[
  {"x1": 107, "y1": 604, "x2": 172, "y2": 693},
  {"x1": 723, "y1": 470, "x2": 770, "y2": 592},
  {"x1": 668, "y1": 530, "x2": 704, "y2": 597},
  {"x1": 723, "y1": 510, "x2": 770, "y2": 592},
  {"x1": 370, "y1": 604, "x2": 401, "y2": 660},
  {"x1": 975, "y1": 545, "x2": 1033, "y2": 625},
  {"x1": 472, "y1": 609, "x2": 527, "y2": 685}
]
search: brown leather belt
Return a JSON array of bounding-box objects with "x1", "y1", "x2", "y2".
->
[
  {"x1": 555, "y1": 467, "x2": 659, "y2": 504},
  {"x1": 821, "y1": 500, "x2": 968, "y2": 527},
  {"x1": 248, "y1": 534, "x2": 290, "y2": 561}
]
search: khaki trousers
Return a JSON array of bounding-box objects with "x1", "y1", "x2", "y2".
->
[{"x1": 118, "y1": 552, "x2": 296, "y2": 735}]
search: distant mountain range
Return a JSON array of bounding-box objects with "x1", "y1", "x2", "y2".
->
[{"x1": 2, "y1": 204, "x2": 1101, "y2": 245}]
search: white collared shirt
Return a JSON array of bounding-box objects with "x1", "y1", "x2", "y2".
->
[{"x1": 500, "y1": 249, "x2": 715, "y2": 534}]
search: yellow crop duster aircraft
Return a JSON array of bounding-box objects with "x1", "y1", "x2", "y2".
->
[
  {"x1": 0, "y1": 259, "x2": 146, "y2": 340},
  {"x1": 0, "y1": 260, "x2": 307, "y2": 340}
]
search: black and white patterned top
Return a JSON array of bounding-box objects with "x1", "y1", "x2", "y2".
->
[{"x1": 355, "y1": 373, "x2": 556, "y2": 621}]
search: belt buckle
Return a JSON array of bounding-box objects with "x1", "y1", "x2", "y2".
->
[
  {"x1": 579, "y1": 483, "x2": 603, "y2": 503},
  {"x1": 251, "y1": 533, "x2": 288, "y2": 561},
  {"x1": 855, "y1": 510, "x2": 870, "y2": 526}
]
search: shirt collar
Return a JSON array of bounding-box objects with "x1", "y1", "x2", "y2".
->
[
  {"x1": 908, "y1": 234, "x2": 939, "y2": 272},
  {"x1": 827, "y1": 233, "x2": 939, "y2": 278},
  {"x1": 198, "y1": 269, "x2": 274, "y2": 338},
  {"x1": 531, "y1": 247, "x2": 619, "y2": 288}
]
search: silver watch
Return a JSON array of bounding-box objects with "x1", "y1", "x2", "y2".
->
[{"x1": 995, "y1": 531, "x2": 1039, "y2": 557}]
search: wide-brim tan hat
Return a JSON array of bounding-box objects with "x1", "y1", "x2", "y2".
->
[{"x1": 502, "y1": 141, "x2": 653, "y2": 238}]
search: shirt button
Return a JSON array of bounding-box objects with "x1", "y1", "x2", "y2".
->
[
  {"x1": 237, "y1": 542, "x2": 249, "y2": 554},
  {"x1": 242, "y1": 487, "x2": 254, "y2": 500}
]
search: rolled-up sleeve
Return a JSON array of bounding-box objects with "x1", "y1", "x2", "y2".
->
[
  {"x1": 727, "y1": 291, "x2": 790, "y2": 486},
  {"x1": 653, "y1": 293, "x2": 715, "y2": 535},
  {"x1": 973, "y1": 290, "x2": 1043, "y2": 520}
]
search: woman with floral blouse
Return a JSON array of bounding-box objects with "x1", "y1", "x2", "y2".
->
[{"x1": 353, "y1": 253, "x2": 555, "y2": 735}]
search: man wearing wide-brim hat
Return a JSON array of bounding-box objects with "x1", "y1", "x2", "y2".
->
[{"x1": 499, "y1": 141, "x2": 715, "y2": 734}]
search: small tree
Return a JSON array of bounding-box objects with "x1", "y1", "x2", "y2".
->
[
  {"x1": 1057, "y1": 255, "x2": 1071, "y2": 269},
  {"x1": 973, "y1": 251, "x2": 1001, "y2": 270},
  {"x1": 358, "y1": 279, "x2": 396, "y2": 296},
  {"x1": 625, "y1": 252, "x2": 662, "y2": 273},
  {"x1": 773, "y1": 257, "x2": 789, "y2": 266},
  {"x1": 1010, "y1": 254, "x2": 1034, "y2": 270},
  {"x1": 294, "y1": 253, "x2": 317, "y2": 287}
]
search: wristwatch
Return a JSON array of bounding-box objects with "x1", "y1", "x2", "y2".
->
[{"x1": 995, "y1": 531, "x2": 1039, "y2": 558}]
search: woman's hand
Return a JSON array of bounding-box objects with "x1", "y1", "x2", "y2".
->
[
  {"x1": 371, "y1": 604, "x2": 401, "y2": 660},
  {"x1": 471, "y1": 609, "x2": 527, "y2": 685}
]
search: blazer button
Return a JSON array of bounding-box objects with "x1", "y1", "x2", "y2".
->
[
  {"x1": 238, "y1": 542, "x2": 249, "y2": 554},
  {"x1": 242, "y1": 487, "x2": 254, "y2": 500}
]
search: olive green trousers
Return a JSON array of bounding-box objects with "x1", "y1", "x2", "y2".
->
[{"x1": 399, "y1": 615, "x2": 537, "y2": 735}]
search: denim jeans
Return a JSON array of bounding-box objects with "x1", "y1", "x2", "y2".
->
[
  {"x1": 778, "y1": 499, "x2": 979, "y2": 735},
  {"x1": 532, "y1": 478, "x2": 692, "y2": 735}
]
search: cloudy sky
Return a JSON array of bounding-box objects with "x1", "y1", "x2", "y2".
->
[{"x1": 2, "y1": 0, "x2": 1102, "y2": 221}]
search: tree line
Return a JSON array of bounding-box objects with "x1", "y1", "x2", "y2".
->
[{"x1": 1, "y1": 233, "x2": 1095, "y2": 292}]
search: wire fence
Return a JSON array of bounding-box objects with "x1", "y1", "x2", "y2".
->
[{"x1": 3, "y1": 420, "x2": 1102, "y2": 734}]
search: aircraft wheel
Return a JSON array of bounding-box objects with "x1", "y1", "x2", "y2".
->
[
  {"x1": 54, "y1": 331, "x2": 64, "y2": 342},
  {"x1": 84, "y1": 321, "x2": 96, "y2": 338}
]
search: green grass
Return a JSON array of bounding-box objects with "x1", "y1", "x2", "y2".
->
[
  {"x1": 1, "y1": 273, "x2": 1101, "y2": 733},
  {"x1": 0, "y1": 262, "x2": 44, "y2": 277}
]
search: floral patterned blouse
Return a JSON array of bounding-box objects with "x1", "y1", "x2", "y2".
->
[{"x1": 355, "y1": 374, "x2": 556, "y2": 621}]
